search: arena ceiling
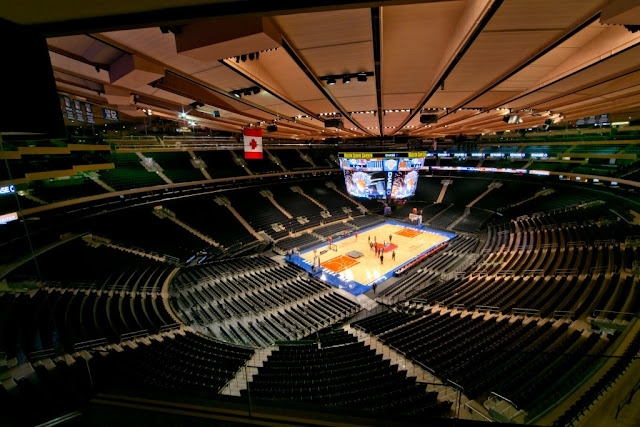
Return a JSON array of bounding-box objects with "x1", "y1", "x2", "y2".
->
[{"x1": 4, "y1": 0, "x2": 640, "y2": 140}]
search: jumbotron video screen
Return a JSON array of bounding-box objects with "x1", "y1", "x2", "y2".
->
[{"x1": 338, "y1": 152, "x2": 426, "y2": 200}]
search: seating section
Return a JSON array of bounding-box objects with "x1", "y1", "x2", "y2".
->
[
  {"x1": 355, "y1": 309, "x2": 615, "y2": 411},
  {"x1": 428, "y1": 205, "x2": 465, "y2": 229},
  {"x1": 347, "y1": 214, "x2": 385, "y2": 230},
  {"x1": 29, "y1": 177, "x2": 107, "y2": 203},
  {"x1": 142, "y1": 151, "x2": 206, "y2": 183},
  {"x1": 379, "y1": 236, "x2": 478, "y2": 303},
  {"x1": 0, "y1": 274, "x2": 175, "y2": 360},
  {"x1": 88, "y1": 207, "x2": 208, "y2": 260},
  {"x1": 274, "y1": 233, "x2": 323, "y2": 253},
  {"x1": 244, "y1": 328, "x2": 452, "y2": 417},
  {"x1": 442, "y1": 178, "x2": 489, "y2": 206},
  {"x1": 298, "y1": 181, "x2": 360, "y2": 219},
  {"x1": 554, "y1": 331, "x2": 640, "y2": 426},
  {"x1": 270, "y1": 149, "x2": 312, "y2": 170},
  {"x1": 98, "y1": 153, "x2": 166, "y2": 190},
  {"x1": 102, "y1": 331, "x2": 254, "y2": 394},
  {"x1": 238, "y1": 150, "x2": 279, "y2": 174},
  {"x1": 270, "y1": 186, "x2": 324, "y2": 226},
  {"x1": 314, "y1": 222, "x2": 355, "y2": 238},
  {"x1": 474, "y1": 180, "x2": 540, "y2": 211},
  {"x1": 194, "y1": 150, "x2": 249, "y2": 178},
  {"x1": 452, "y1": 208, "x2": 493, "y2": 233},
  {"x1": 169, "y1": 258, "x2": 360, "y2": 347},
  {"x1": 163, "y1": 197, "x2": 258, "y2": 250}
]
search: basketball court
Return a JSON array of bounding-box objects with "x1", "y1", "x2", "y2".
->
[{"x1": 289, "y1": 220, "x2": 455, "y2": 296}]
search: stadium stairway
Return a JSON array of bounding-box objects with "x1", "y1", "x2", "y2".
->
[
  {"x1": 435, "y1": 179, "x2": 452, "y2": 203},
  {"x1": 152, "y1": 206, "x2": 222, "y2": 248},
  {"x1": 82, "y1": 235, "x2": 173, "y2": 264},
  {"x1": 343, "y1": 322, "x2": 480, "y2": 419},
  {"x1": 260, "y1": 189, "x2": 293, "y2": 219},
  {"x1": 466, "y1": 182, "x2": 502, "y2": 208},
  {"x1": 219, "y1": 345, "x2": 277, "y2": 396},
  {"x1": 291, "y1": 186, "x2": 328, "y2": 211},
  {"x1": 296, "y1": 148, "x2": 317, "y2": 168},
  {"x1": 187, "y1": 150, "x2": 213, "y2": 180},
  {"x1": 216, "y1": 198, "x2": 264, "y2": 241},
  {"x1": 325, "y1": 181, "x2": 367, "y2": 213}
]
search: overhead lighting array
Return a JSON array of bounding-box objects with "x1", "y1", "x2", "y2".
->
[
  {"x1": 320, "y1": 71, "x2": 374, "y2": 86},
  {"x1": 230, "y1": 48, "x2": 278, "y2": 63},
  {"x1": 231, "y1": 86, "x2": 261, "y2": 98},
  {"x1": 383, "y1": 109, "x2": 412, "y2": 114}
]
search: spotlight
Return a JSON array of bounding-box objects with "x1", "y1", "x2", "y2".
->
[
  {"x1": 248, "y1": 53, "x2": 255, "y2": 61},
  {"x1": 357, "y1": 73, "x2": 367, "y2": 82},
  {"x1": 179, "y1": 112, "x2": 187, "y2": 118},
  {"x1": 235, "y1": 56, "x2": 240, "y2": 63},
  {"x1": 343, "y1": 76, "x2": 351, "y2": 84},
  {"x1": 234, "y1": 93, "x2": 240, "y2": 98},
  {"x1": 327, "y1": 77, "x2": 336, "y2": 85},
  {"x1": 240, "y1": 54, "x2": 247, "y2": 62}
]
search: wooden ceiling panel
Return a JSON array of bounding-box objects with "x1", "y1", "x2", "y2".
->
[
  {"x1": 425, "y1": 91, "x2": 475, "y2": 108},
  {"x1": 100, "y1": 28, "x2": 217, "y2": 75},
  {"x1": 382, "y1": 1, "x2": 466, "y2": 95},
  {"x1": 338, "y1": 95, "x2": 377, "y2": 112},
  {"x1": 382, "y1": 113, "x2": 411, "y2": 128},
  {"x1": 486, "y1": 0, "x2": 606, "y2": 31},
  {"x1": 443, "y1": 30, "x2": 563, "y2": 92},
  {"x1": 299, "y1": 41, "x2": 374, "y2": 77},
  {"x1": 191, "y1": 65, "x2": 252, "y2": 92},
  {"x1": 382, "y1": 93, "x2": 423, "y2": 110},
  {"x1": 50, "y1": 51, "x2": 111, "y2": 83},
  {"x1": 327, "y1": 83, "x2": 377, "y2": 109},
  {"x1": 228, "y1": 48, "x2": 325, "y2": 104},
  {"x1": 274, "y1": 9, "x2": 372, "y2": 50},
  {"x1": 467, "y1": 90, "x2": 523, "y2": 108}
]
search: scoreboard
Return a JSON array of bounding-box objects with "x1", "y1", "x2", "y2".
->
[{"x1": 338, "y1": 152, "x2": 426, "y2": 200}]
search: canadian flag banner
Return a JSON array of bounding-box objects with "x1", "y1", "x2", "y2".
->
[{"x1": 243, "y1": 127, "x2": 263, "y2": 159}]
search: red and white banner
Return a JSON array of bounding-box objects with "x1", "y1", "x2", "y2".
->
[{"x1": 243, "y1": 127, "x2": 263, "y2": 159}]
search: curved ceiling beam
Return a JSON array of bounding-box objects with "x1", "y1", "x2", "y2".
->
[
  {"x1": 390, "y1": 0, "x2": 504, "y2": 136},
  {"x1": 280, "y1": 38, "x2": 374, "y2": 137},
  {"x1": 430, "y1": 45, "x2": 640, "y2": 134},
  {"x1": 434, "y1": 12, "x2": 601, "y2": 123},
  {"x1": 87, "y1": 34, "x2": 318, "y2": 128},
  {"x1": 218, "y1": 58, "x2": 323, "y2": 123}
]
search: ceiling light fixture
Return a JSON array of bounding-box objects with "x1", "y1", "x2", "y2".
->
[{"x1": 320, "y1": 71, "x2": 374, "y2": 85}]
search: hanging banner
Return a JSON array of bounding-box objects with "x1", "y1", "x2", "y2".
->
[
  {"x1": 73, "y1": 99, "x2": 84, "y2": 122},
  {"x1": 84, "y1": 103, "x2": 95, "y2": 124},
  {"x1": 102, "y1": 108, "x2": 119, "y2": 121},
  {"x1": 243, "y1": 127, "x2": 263, "y2": 159},
  {"x1": 62, "y1": 96, "x2": 75, "y2": 121}
]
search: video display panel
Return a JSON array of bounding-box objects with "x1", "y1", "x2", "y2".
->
[{"x1": 339, "y1": 154, "x2": 425, "y2": 199}]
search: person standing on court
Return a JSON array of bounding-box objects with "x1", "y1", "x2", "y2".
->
[
  {"x1": 368, "y1": 235, "x2": 370, "y2": 244},
  {"x1": 392, "y1": 250, "x2": 396, "y2": 261},
  {"x1": 380, "y1": 253, "x2": 384, "y2": 265},
  {"x1": 389, "y1": 234, "x2": 392, "y2": 243},
  {"x1": 355, "y1": 231, "x2": 358, "y2": 241}
]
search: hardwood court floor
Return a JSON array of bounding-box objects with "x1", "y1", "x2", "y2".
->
[{"x1": 302, "y1": 223, "x2": 450, "y2": 285}]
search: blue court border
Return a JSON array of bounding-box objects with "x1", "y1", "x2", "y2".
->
[{"x1": 287, "y1": 220, "x2": 456, "y2": 296}]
